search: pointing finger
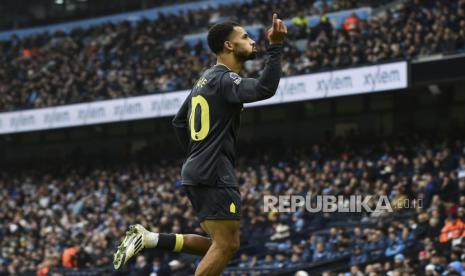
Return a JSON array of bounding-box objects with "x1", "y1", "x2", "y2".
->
[{"x1": 272, "y1": 13, "x2": 278, "y2": 30}]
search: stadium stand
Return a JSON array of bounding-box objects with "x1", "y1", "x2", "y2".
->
[
  {"x1": 0, "y1": 0, "x2": 463, "y2": 112},
  {"x1": 1, "y1": 135, "x2": 464, "y2": 275},
  {"x1": 1, "y1": 0, "x2": 465, "y2": 275},
  {"x1": 0, "y1": 0, "x2": 204, "y2": 31}
]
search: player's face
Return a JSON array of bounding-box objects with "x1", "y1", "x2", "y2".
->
[{"x1": 229, "y1": 26, "x2": 257, "y2": 62}]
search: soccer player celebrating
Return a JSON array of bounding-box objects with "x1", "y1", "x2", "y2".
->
[{"x1": 114, "y1": 13, "x2": 287, "y2": 275}]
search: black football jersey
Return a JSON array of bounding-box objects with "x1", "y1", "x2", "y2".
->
[{"x1": 172, "y1": 44, "x2": 283, "y2": 187}]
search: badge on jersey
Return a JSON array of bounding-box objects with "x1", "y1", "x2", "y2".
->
[
  {"x1": 195, "y1": 77, "x2": 208, "y2": 89},
  {"x1": 229, "y1": 72, "x2": 242, "y2": 85}
]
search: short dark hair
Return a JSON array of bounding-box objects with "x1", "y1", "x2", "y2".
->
[{"x1": 207, "y1": 21, "x2": 240, "y2": 54}]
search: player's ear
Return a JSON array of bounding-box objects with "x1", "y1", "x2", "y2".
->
[{"x1": 224, "y1": 41, "x2": 233, "y2": 52}]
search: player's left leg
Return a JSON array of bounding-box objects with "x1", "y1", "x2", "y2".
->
[
  {"x1": 113, "y1": 225, "x2": 212, "y2": 269},
  {"x1": 195, "y1": 219, "x2": 241, "y2": 276},
  {"x1": 185, "y1": 185, "x2": 242, "y2": 275}
]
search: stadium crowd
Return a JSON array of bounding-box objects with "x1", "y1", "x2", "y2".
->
[
  {"x1": 228, "y1": 135, "x2": 465, "y2": 275},
  {"x1": 1, "y1": 134, "x2": 465, "y2": 275},
  {"x1": 1, "y1": 0, "x2": 207, "y2": 32},
  {"x1": 0, "y1": 0, "x2": 464, "y2": 112}
]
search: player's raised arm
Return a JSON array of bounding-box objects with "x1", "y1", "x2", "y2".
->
[{"x1": 221, "y1": 13, "x2": 287, "y2": 104}]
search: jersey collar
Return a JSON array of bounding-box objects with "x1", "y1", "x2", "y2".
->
[{"x1": 215, "y1": 63, "x2": 232, "y2": 71}]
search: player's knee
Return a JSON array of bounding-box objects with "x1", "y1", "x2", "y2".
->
[
  {"x1": 229, "y1": 235, "x2": 241, "y2": 253},
  {"x1": 229, "y1": 236, "x2": 240, "y2": 253},
  {"x1": 216, "y1": 241, "x2": 240, "y2": 256},
  {"x1": 214, "y1": 235, "x2": 240, "y2": 254}
]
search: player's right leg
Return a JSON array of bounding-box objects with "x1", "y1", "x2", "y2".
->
[
  {"x1": 195, "y1": 219, "x2": 241, "y2": 276},
  {"x1": 113, "y1": 224, "x2": 212, "y2": 269}
]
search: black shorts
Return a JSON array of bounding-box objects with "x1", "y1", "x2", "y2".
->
[{"x1": 183, "y1": 185, "x2": 241, "y2": 222}]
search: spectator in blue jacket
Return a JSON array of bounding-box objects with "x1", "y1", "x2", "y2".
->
[
  {"x1": 385, "y1": 232, "x2": 406, "y2": 257},
  {"x1": 313, "y1": 242, "x2": 328, "y2": 262},
  {"x1": 350, "y1": 246, "x2": 368, "y2": 266}
]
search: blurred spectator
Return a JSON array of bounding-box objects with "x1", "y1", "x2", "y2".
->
[
  {"x1": 385, "y1": 232, "x2": 406, "y2": 257},
  {"x1": 343, "y1": 12, "x2": 360, "y2": 31},
  {"x1": 311, "y1": 14, "x2": 333, "y2": 41},
  {"x1": 313, "y1": 242, "x2": 328, "y2": 262},
  {"x1": 445, "y1": 261, "x2": 465, "y2": 276},
  {"x1": 350, "y1": 246, "x2": 368, "y2": 266},
  {"x1": 61, "y1": 246, "x2": 78, "y2": 268},
  {"x1": 439, "y1": 214, "x2": 465, "y2": 243}
]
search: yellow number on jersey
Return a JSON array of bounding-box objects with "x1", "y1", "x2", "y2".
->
[{"x1": 189, "y1": 95, "x2": 210, "y2": 141}]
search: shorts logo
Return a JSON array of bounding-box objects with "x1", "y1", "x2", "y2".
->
[
  {"x1": 229, "y1": 72, "x2": 242, "y2": 85},
  {"x1": 230, "y1": 202, "x2": 236, "y2": 214}
]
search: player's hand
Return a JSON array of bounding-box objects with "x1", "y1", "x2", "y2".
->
[{"x1": 267, "y1": 13, "x2": 287, "y2": 44}]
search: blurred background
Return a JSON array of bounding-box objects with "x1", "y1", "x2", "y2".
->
[{"x1": 1, "y1": 0, "x2": 465, "y2": 275}]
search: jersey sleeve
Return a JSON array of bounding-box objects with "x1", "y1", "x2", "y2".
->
[
  {"x1": 172, "y1": 93, "x2": 191, "y2": 151},
  {"x1": 220, "y1": 44, "x2": 283, "y2": 104}
]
